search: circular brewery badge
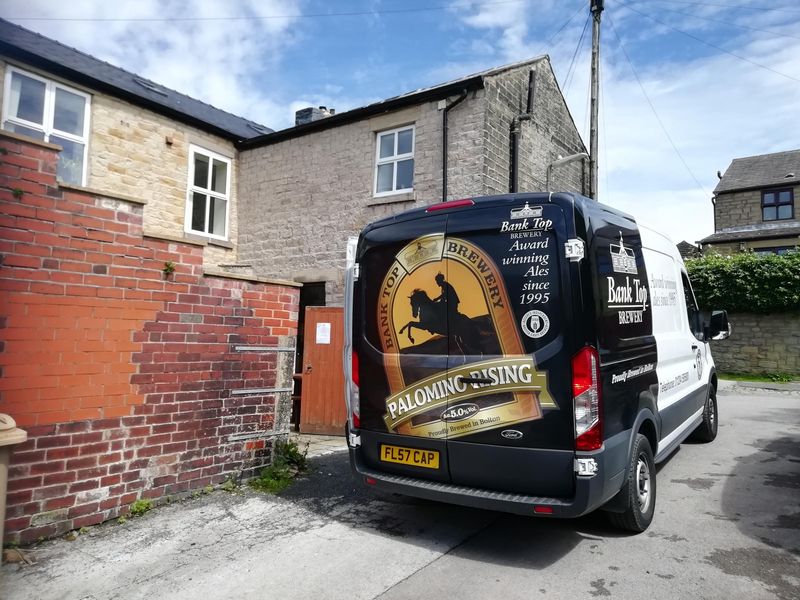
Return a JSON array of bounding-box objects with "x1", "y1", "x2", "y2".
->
[{"x1": 521, "y1": 310, "x2": 550, "y2": 339}]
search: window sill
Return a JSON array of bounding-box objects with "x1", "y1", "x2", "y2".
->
[
  {"x1": 208, "y1": 238, "x2": 234, "y2": 249},
  {"x1": 184, "y1": 231, "x2": 234, "y2": 248},
  {"x1": 368, "y1": 192, "x2": 415, "y2": 207}
]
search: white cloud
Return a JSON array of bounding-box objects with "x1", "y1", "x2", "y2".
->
[{"x1": 443, "y1": 1, "x2": 800, "y2": 244}]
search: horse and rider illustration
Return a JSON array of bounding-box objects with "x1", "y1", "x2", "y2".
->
[{"x1": 398, "y1": 273, "x2": 484, "y2": 355}]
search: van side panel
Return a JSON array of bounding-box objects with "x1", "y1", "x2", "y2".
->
[{"x1": 639, "y1": 225, "x2": 708, "y2": 452}]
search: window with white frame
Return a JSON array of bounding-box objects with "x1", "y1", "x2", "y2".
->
[
  {"x1": 186, "y1": 146, "x2": 231, "y2": 240},
  {"x1": 374, "y1": 125, "x2": 414, "y2": 196},
  {"x1": 2, "y1": 66, "x2": 90, "y2": 185}
]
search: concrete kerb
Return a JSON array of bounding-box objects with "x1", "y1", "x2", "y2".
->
[{"x1": 718, "y1": 378, "x2": 800, "y2": 394}]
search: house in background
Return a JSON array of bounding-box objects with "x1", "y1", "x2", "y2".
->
[
  {"x1": 700, "y1": 149, "x2": 799, "y2": 254},
  {"x1": 237, "y1": 56, "x2": 588, "y2": 306},
  {"x1": 0, "y1": 18, "x2": 273, "y2": 271},
  {"x1": 676, "y1": 240, "x2": 700, "y2": 260}
]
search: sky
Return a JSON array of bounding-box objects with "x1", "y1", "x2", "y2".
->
[{"x1": 3, "y1": 0, "x2": 800, "y2": 244}]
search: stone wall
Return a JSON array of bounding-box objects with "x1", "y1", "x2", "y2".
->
[
  {"x1": 238, "y1": 91, "x2": 487, "y2": 305},
  {"x1": 483, "y1": 60, "x2": 586, "y2": 195},
  {"x1": 710, "y1": 312, "x2": 800, "y2": 375},
  {"x1": 0, "y1": 57, "x2": 240, "y2": 268},
  {"x1": 238, "y1": 58, "x2": 586, "y2": 305},
  {"x1": 0, "y1": 132, "x2": 299, "y2": 543},
  {"x1": 714, "y1": 185, "x2": 799, "y2": 231}
]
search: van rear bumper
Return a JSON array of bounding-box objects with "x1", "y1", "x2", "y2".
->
[{"x1": 348, "y1": 438, "x2": 622, "y2": 518}]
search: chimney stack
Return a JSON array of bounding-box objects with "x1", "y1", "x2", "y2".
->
[{"x1": 295, "y1": 106, "x2": 336, "y2": 126}]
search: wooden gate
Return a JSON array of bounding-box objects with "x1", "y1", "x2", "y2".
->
[{"x1": 299, "y1": 306, "x2": 346, "y2": 435}]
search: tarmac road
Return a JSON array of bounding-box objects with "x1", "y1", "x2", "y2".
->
[{"x1": 3, "y1": 382, "x2": 799, "y2": 600}]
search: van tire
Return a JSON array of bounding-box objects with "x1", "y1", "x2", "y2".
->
[
  {"x1": 690, "y1": 385, "x2": 718, "y2": 443},
  {"x1": 608, "y1": 434, "x2": 656, "y2": 533}
]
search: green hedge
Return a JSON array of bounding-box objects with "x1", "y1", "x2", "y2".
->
[{"x1": 685, "y1": 251, "x2": 800, "y2": 313}]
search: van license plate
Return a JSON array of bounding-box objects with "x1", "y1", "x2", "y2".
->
[{"x1": 380, "y1": 445, "x2": 440, "y2": 469}]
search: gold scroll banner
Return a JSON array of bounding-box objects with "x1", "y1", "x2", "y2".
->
[{"x1": 383, "y1": 356, "x2": 554, "y2": 440}]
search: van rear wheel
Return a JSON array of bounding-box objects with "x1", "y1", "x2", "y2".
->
[
  {"x1": 608, "y1": 434, "x2": 656, "y2": 533},
  {"x1": 690, "y1": 385, "x2": 718, "y2": 443}
]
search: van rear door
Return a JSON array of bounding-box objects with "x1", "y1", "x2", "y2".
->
[
  {"x1": 442, "y1": 198, "x2": 577, "y2": 497},
  {"x1": 355, "y1": 213, "x2": 452, "y2": 482}
]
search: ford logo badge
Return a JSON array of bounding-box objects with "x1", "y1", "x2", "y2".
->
[
  {"x1": 441, "y1": 403, "x2": 480, "y2": 422},
  {"x1": 501, "y1": 430, "x2": 523, "y2": 440}
]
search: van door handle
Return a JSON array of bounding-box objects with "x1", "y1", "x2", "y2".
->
[
  {"x1": 458, "y1": 376, "x2": 493, "y2": 384},
  {"x1": 691, "y1": 345, "x2": 698, "y2": 350}
]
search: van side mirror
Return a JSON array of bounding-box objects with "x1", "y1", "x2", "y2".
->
[{"x1": 704, "y1": 310, "x2": 730, "y2": 341}]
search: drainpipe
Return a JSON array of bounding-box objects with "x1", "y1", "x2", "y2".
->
[
  {"x1": 442, "y1": 89, "x2": 469, "y2": 202},
  {"x1": 546, "y1": 152, "x2": 589, "y2": 191},
  {"x1": 711, "y1": 194, "x2": 717, "y2": 233},
  {"x1": 510, "y1": 70, "x2": 537, "y2": 193}
]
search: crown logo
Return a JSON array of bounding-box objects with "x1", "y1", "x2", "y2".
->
[
  {"x1": 510, "y1": 202, "x2": 542, "y2": 219},
  {"x1": 610, "y1": 233, "x2": 638, "y2": 275}
]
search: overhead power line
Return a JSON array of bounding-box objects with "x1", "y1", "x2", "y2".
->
[
  {"x1": 564, "y1": 14, "x2": 592, "y2": 96},
  {"x1": 606, "y1": 12, "x2": 709, "y2": 196},
  {"x1": 646, "y1": 4, "x2": 800, "y2": 41},
  {"x1": 533, "y1": 1, "x2": 589, "y2": 58},
  {"x1": 628, "y1": 0, "x2": 800, "y2": 13},
  {"x1": 5, "y1": 0, "x2": 530, "y2": 22},
  {"x1": 615, "y1": 0, "x2": 800, "y2": 83}
]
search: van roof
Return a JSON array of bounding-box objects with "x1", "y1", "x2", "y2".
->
[{"x1": 363, "y1": 192, "x2": 635, "y2": 234}]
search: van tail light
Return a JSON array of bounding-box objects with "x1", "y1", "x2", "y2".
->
[
  {"x1": 572, "y1": 346, "x2": 602, "y2": 451},
  {"x1": 351, "y1": 350, "x2": 361, "y2": 429},
  {"x1": 425, "y1": 198, "x2": 474, "y2": 212}
]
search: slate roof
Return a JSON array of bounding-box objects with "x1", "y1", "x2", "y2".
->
[
  {"x1": 676, "y1": 240, "x2": 699, "y2": 258},
  {"x1": 239, "y1": 56, "x2": 550, "y2": 149},
  {"x1": 0, "y1": 19, "x2": 272, "y2": 141},
  {"x1": 699, "y1": 223, "x2": 800, "y2": 244},
  {"x1": 714, "y1": 149, "x2": 800, "y2": 194}
]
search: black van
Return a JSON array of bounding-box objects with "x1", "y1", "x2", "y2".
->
[{"x1": 343, "y1": 192, "x2": 729, "y2": 532}]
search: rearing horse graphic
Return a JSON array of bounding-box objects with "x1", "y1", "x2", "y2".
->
[{"x1": 398, "y1": 289, "x2": 481, "y2": 355}]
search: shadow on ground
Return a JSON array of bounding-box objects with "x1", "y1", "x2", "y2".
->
[
  {"x1": 279, "y1": 450, "x2": 631, "y2": 571},
  {"x1": 710, "y1": 407, "x2": 800, "y2": 600}
]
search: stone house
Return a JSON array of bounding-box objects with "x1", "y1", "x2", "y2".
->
[
  {"x1": 700, "y1": 149, "x2": 799, "y2": 253},
  {"x1": 0, "y1": 18, "x2": 274, "y2": 271},
  {"x1": 696, "y1": 150, "x2": 800, "y2": 378},
  {"x1": 237, "y1": 57, "x2": 588, "y2": 306}
]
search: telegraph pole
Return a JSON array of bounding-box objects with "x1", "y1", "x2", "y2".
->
[{"x1": 589, "y1": 0, "x2": 604, "y2": 200}]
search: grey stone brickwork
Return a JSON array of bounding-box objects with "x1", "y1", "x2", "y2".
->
[
  {"x1": 714, "y1": 185, "x2": 799, "y2": 231},
  {"x1": 482, "y1": 61, "x2": 586, "y2": 195},
  {"x1": 710, "y1": 312, "x2": 800, "y2": 375},
  {"x1": 238, "y1": 58, "x2": 587, "y2": 305}
]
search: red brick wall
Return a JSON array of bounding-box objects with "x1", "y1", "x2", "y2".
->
[{"x1": 0, "y1": 133, "x2": 299, "y2": 543}]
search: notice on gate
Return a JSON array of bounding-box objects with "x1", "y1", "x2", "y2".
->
[{"x1": 316, "y1": 322, "x2": 331, "y2": 344}]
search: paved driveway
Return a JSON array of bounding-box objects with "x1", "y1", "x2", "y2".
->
[{"x1": 3, "y1": 383, "x2": 799, "y2": 600}]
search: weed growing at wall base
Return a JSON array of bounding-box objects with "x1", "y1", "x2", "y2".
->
[
  {"x1": 129, "y1": 499, "x2": 153, "y2": 517},
  {"x1": 250, "y1": 440, "x2": 309, "y2": 493}
]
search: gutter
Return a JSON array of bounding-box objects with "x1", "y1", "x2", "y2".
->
[
  {"x1": 0, "y1": 45, "x2": 259, "y2": 142},
  {"x1": 442, "y1": 89, "x2": 469, "y2": 202},
  {"x1": 238, "y1": 77, "x2": 485, "y2": 150}
]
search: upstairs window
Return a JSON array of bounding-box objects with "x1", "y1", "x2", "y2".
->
[
  {"x1": 374, "y1": 125, "x2": 414, "y2": 196},
  {"x1": 762, "y1": 189, "x2": 794, "y2": 221},
  {"x1": 2, "y1": 66, "x2": 90, "y2": 185},
  {"x1": 186, "y1": 146, "x2": 230, "y2": 240}
]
